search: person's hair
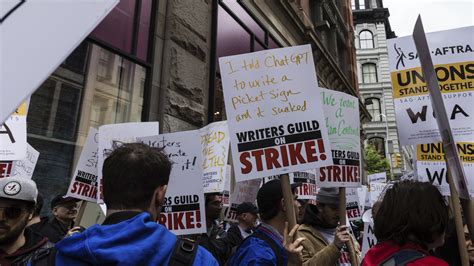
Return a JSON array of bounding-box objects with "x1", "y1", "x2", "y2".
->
[
  {"x1": 374, "y1": 181, "x2": 448, "y2": 248},
  {"x1": 259, "y1": 199, "x2": 281, "y2": 221},
  {"x1": 33, "y1": 193, "x2": 43, "y2": 217},
  {"x1": 103, "y1": 143, "x2": 172, "y2": 210}
]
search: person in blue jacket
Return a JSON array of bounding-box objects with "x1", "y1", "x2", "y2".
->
[
  {"x1": 55, "y1": 143, "x2": 218, "y2": 266},
  {"x1": 228, "y1": 179, "x2": 305, "y2": 266}
]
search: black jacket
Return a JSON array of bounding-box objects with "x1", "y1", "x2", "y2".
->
[
  {"x1": 0, "y1": 228, "x2": 55, "y2": 266},
  {"x1": 37, "y1": 218, "x2": 72, "y2": 243}
]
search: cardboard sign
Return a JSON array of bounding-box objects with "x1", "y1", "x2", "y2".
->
[
  {"x1": 346, "y1": 188, "x2": 363, "y2": 222},
  {"x1": 11, "y1": 144, "x2": 39, "y2": 179},
  {"x1": 318, "y1": 88, "x2": 361, "y2": 188},
  {"x1": 66, "y1": 128, "x2": 99, "y2": 202},
  {"x1": 219, "y1": 45, "x2": 333, "y2": 182},
  {"x1": 387, "y1": 26, "x2": 474, "y2": 146},
  {"x1": 0, "y1": 162, "x2": 13, "y2": 178},
  {"x1": 0, "y1": 102, "x2": 28, "y2": 160},
  {"x1": 139, "y1": 130, "x2": 206, "y2": 235},
  {"x1": 0, "y1": 0, "x2": 118, "y2": 124},
  {"x1": 361, "y1": 222, "x2": 377, "y2": 258},
  {"x1": 97, "y1": 122, "x2": 159, "y2": 203},
  {"x1": 291, "y1": 170, "x2": 317, "y2": 200},
  {"x1": 369, "y1": 182, "x2": 388, "y2": 207},
  {"x1": 200, "y1": 121, "x2": 230, "y2": 193},
  {"x1": 416, "y1": 142, "x2": 474, "y2": 196},
  {"x1": 368, "y1": 172, "x2": 387, "y2": 184},
  {"x1": 224, "y1": 179, "x2": 261, "y2": 223}
]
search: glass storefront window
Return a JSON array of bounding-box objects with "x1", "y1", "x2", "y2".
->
[{"x1": 28, "y1": 43, "x2": 146, "y2": 211}]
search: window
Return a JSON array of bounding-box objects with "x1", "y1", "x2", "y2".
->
[
  {"x1": 365, "y1": 98, "x2": 382, "y2": 121},
  {"x1": 359, "y1": 30, "x2": 374, "y2": 49},
  {"x1": 368, "y1": 137, "x2": 386, "y2": 158},
  {"x1": 362, "y1": 63, "x2": 378, "y2": 83}
]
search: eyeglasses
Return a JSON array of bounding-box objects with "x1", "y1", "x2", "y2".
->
[{"x1": 0, "y1": 206, "x2": 23, "y2": 220}]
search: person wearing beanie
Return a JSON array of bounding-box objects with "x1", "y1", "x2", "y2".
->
[
  {"x1": 229, "y1": 179, "x2": 305, "y2": 266},
  {"x1": 297, "y1": 187, "x2": 354, "y2": 265},
  {"x1": 0, "y1": 176, "x2": 55, "y2": 265}
]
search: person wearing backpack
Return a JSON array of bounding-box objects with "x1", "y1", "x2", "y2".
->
[
  {"x1": 362, "y1": 181, "x2": 449, "y2": 266},
  {"x1": 0, "y1": 176, "x2": 55, "y2": 266},
  {"x1": 228, "y1": 179, "x2": 305, "y2": 266},
  {"x1": 55, "y1": 143, "x2": 218, "y2": 266}
]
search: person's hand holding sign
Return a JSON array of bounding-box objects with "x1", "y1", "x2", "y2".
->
[{"x1": 283, "y1": 222, "x2": 305, "y2": 266}]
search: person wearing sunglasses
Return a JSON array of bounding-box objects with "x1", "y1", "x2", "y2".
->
[{"x1": 0, "y1": 176, "x2": 55, "y2": 265}]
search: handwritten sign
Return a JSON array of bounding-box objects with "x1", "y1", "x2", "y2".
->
[
  {"x1": 361, "y1": 222, "x2": 377, "y2": 258},
  {"x1": 224, "y1": 179, "x2": 261, "y2": 223},
  {"x1": 416, "y1": 142, "x2": 474, "y2": 196},
  {"x1": 219, "y1": 45, "x2": 333, "y2": 181},
  {"x1": 0, "y1": 102, "x2": 28, "y2": 160},
  {"x1": 200, "y1": 121, "x2": 230, "y2": 193},
  {"x1": 66, "y1": 128, "x2": 99, "y2": 202},
  {"x1": 97, "y1": 122, "x2": 159, "y2": 203},
  {"x1": 290, "y1": 170, "x2": 317, "y2": 200},
  {"x1": 318, "y1": 88, "x2": 361, "y2": 188},
  {"x1": 139, "y1": 130, "x2": 206, "y2": 235},
  {"x1": 369, "y1": 182, "x2": 388, "y2": 207},
  {"x1": 368, "y1": 172, "x2": 387, "y2": 184},
  {"x1": 387, "y1": 26, "x2": 474, "y2": 145},
  {"x1": 11, "y1": 144, "x2": 39, "y2": 179}
]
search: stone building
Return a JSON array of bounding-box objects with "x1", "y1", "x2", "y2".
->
[
  {"x1": 26, "y1": 0, "x2": 370, "y2": 219},
  {"x1": 353, "y1": 0, "x2": 414, "y2": 178}
]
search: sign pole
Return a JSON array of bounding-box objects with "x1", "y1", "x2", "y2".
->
[
  {"x1": 281, "y1": 174, "x2": 297, "y2": 230},
  {"x1": 339, "y1": 188, "x2": 358, "y2": 265},
  {"x1": 74, "y1": 200, "x2": 87, "y2": 227},
  {"x1": 446, "y1": 167, "x2": 469, "y2": 265}
]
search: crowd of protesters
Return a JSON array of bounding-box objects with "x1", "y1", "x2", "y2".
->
[{"x1": 1, "y1": 143, "x2": 473, "y2": 265}]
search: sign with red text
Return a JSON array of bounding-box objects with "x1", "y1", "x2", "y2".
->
[
  {"x1": 97, "y1": 122, "x2": 159, "y2": 203},
  {"x1": 0, "y1": 162, "x2": 13, "y2": 178},
  {"x1": 388, "y1": 26, "x2": 474, "y2": 145},
  {"x1": 416, "y1": 142, "x2": 474, "y2": 197},
  {"x1": 219, "y1": 45, "x2": 333, "y2": 182},
  {"x1": 67, "y1": 128, "x2": 99, "y2": 202},
  {"x1": 200, "y1": 121, "x2": 230, "y2": 193},
  {"x1": 139, "y1": 130, "x2": 206, "y2": 235},
  {"x1": 0, "y1": 102, "x2": 28, "y2": 160},
  {"x1": 318, "y1": 88, "x2": 361, "y2": 187},
  {"x1": 224, "y1": 179, "x2": 261, "y2": 223},
  {"x1": 346, "y1": 188, "x2": 363, "y2": 222},
  {"x1": 0, "y1": 0, "x2": 118, "y2": 124},
  {"x1": 11, "y1": 144, "x2": 39, "y2": 179},
  {"x1": 290, "y1": 170, "x2": 317, "y2": 200}
]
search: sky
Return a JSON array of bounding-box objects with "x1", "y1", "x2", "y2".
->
[{"x1": 382, "y1": 0, "x2": 473, "y2": 37}]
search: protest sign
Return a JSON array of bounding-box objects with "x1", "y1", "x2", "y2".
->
[
  {"x1": 416, "y1": 142, "x2": 474, "y2": 196},
  {"x1": 219, "y1": 45, "x2": 333, "y2": 182},
  {"x1": 97, "y1": 122, "x2": 159, "y2": 203},
  {"x1": 369, "y1": 182, "x2": 388, "y2": 207},
  {"x1": 291, "y1": 170, "x2": 317, "y2": 200},
  {"x1": 66, "y1": 128, "x2": 99, "y2": 202},
  {"x1": 0, "y1": 0, "x2": 118, "y2": 124},
  {"x1": 387, "y1": 26, "x2": 474, "y2": 146},
  {"x1": 368, "y1": 172, "x2": 387, "y2": 184},
  {"x1": 357, "y1": 186, "x2": 368, "y2": 213},
  {"x1": 0, "y1": 102, "x2": 28, "y2": 160},
  {"x1": 400, "y1": 171, "x2": 417, "y2": 181},
  {"x1": 346, "y1": 188, "x2": 363, "y2": 222},
  {"x1": 139, "y1": 130, "x2": 206, "y2": 235},
  {"x1": 318, "y1": 88, "x2": 361, "y2": 188},
  {"x1": 361, "y1": 222, "x2": 377, "y2": 258},
  {"x1": 11, "y1": 144, "x2": 39, "y2": 179},
  {"x1": 200, "y1": 121, "x2": 230, "y2": 193},
  {"x1": 224, "y1": 179, "x2": 261, "y2": 223},
  {"x1": 0, "y1": 162, "x2": 13, "y2": 178}
]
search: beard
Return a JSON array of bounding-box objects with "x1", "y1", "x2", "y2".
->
[{"x1": 0, "y1": 215, "x2": 29, "y2": 245}]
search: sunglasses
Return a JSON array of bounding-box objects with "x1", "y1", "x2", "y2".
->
[{"x1": 0, "y1": 206, "x2": 23, "y2": 220}]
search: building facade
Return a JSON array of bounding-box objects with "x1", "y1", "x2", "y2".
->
[
  {"x1": 353, "y1": 0, "x2": 413, "y2": 178},
  {"x1": 26, "y1": 0, "x2": 370, "y2": 218}
]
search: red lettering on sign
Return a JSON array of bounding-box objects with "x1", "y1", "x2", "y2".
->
[
  {"x1": 158, "y1": 210, "x2": 202, "y2": 231},
  {"x1": 0, "y1": 162, "x2": 13, "y2": 178},
  {"x1": 319, "y1": 166, "x2": 360, "y2": 183}
]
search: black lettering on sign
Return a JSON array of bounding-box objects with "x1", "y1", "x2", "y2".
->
[
  {"x1": 426, "y1": 168, "x2": 447, "y2": 185},
  {"x1": 0, "y1": 123, "x2": 15, "y2": 143}
]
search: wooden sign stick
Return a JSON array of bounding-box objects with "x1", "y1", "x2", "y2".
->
[{"x1": 339, "y1": 188, "x2": 358, "y2": 265}]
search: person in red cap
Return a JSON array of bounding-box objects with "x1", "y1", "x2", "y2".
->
[{"x1": 38, "y1": 194, "x2": 79, "y2": 243}]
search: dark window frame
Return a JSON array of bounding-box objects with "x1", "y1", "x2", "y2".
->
[
  {"x1": 362, "y1": 63, "x2": 378, "y2": 83},
  {"x1": 359, "y1": 30, "x2": 374, "y2": 49}
]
